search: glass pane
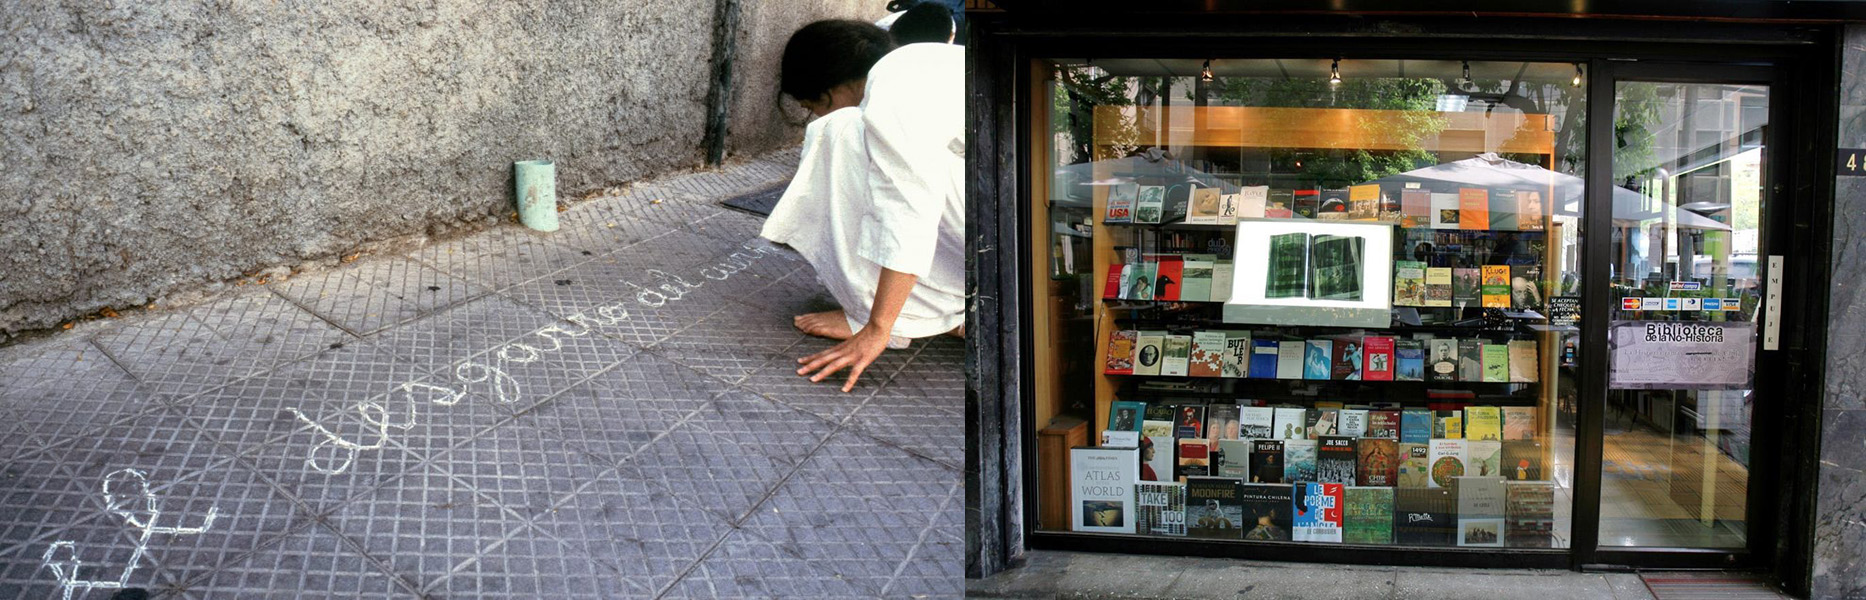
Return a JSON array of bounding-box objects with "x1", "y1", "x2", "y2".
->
[
  {"x1": 1032, "y1": 59, "x2": 1586, "y2": 550},
  {"x1": 1602, "y1": 81, "x2": 1766, "y2": 548}
]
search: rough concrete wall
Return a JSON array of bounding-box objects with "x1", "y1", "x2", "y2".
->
[
  {"x1": 1816, "y1": 23, "x2": 1866, "y2": 600},
  {"x1": 727, "y1": 0, "x2": 888, "y2": 156},
  {"x1": 0, "y1": 0, "x2": 869, "y2": 336}
]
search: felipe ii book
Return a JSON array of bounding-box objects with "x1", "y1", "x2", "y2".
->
[
  {"x1": 1292, "y1": 482, "x2": 1346, "y2": 542},
  {"x1": 1071, "y1": 447, "x2": 1138, "y2": 533},
  {"x1": 1250, "y1": 440, "x2": 1286, "y2": 484}
]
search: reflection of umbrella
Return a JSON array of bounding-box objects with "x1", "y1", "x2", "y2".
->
[
  {"x1": 1054, "y1": 152, "x2": 1239, "y2": 208},
  {"x1": 1365, "y1": 153, "x2": 1731, "y2": 231}
]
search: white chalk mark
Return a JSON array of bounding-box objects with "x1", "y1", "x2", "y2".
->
[
  {"x1": 288, "y1": 405, "x2": 395, "y2": 475},
  {"x1": 43, "y1": 469, "x2": 219, "y2": 600},
  {"x1": 498, "y1": 343, "x2": 543, "y2": 363},
  {"x1": 401, "y1": 381, "x2": 466, "y2": 407},
  {"x1": 455, "y1": 361, "x2": 521, "y2": 404}
]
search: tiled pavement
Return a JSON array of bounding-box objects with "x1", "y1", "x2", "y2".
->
[{"x1": 0, "y1": 149, "x2": 963, "y2": 599}]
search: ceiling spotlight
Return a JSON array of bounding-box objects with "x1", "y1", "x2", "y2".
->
[
  {"x1": 1201, "y1": 59, "x2": 1213, "y2": 83},
  {"x1": 1329, "y1": 58, "x2": 1341, "y2": 85},
  {"x1": 1572, "y1": 63, "x2": 1584, "y2": 87},
  {"x1": 1461, "y1": 61, "x2": 1471, "y2": 85}
]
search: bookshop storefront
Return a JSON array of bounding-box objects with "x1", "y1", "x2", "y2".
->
[{"x1": 964, "y1": 3, "x2": 1865, "y2": 597}]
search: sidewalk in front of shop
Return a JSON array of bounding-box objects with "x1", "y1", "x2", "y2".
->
[
  {"x1": 966, "y1": 550, "x2": 1796, "y2": 599},
  {"x1": 0, "y1": 150, "x2": 962, "y2": 599}
]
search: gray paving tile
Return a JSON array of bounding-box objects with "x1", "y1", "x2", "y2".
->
[
  {"x1": 652, "y1": 319, "x2": 797, "y2": 385},
  {"x1": 272, "y1": 269, "x2": 426, "y2": 337},
  {"x1": 92, "y1": 311, "x2": 272, "y2": 401},
  {"x1": 0, "y1": 450, "x2": 118, "y2": 558},
  {"x1": 498, "y1": 256, "x2": 652, "y2": 320},
  {"x1": 618, "y1": 229, "x2": 735, "y2": 273},
  {"x1": 848, "y1": 391, "x2": 962, "y2": 469},
  {"x1": 425, "y1": 413, "x2": 619, "y2": 519},
  {"x1": 240, "y1": 421, "x2": 429, "y2": 518},
  {"x1": 622, "y1": 196, "x2": 729, "y2": 233},
  {"x1": 520, "y1": 354, "x2": 729, "y2": 465},
  {"x1": 344, "y1": 257, "x2": 491, "y2": 316},
  {"x1": 0, "y1": 539, "x2": 78, "y2": 599},
  {"x1": 2, "y1": 359, "x2": 167, "y2": 462},
  {"x1": 448, "y1": 320, "x2": 642, "y2": 414},
  {"x1": 365, "y1": 295, "x2": 557, "y2": 374},
  {"x1": 324, "y1": 464, "x2": 527, "y2": 587},
  {"x1": 120, "y1": 461, "x2": 315, "y2": 591},
  {"x1": 527, "y1": 466, "x2": 732, "y2": 595},
  {"x1": 684, "y1": 209, "x2": 768, "y2": 245},
  {"x1": 549, "y1": 281, "x2": 737, "y2": 350},
  {"x1": 407, "y1": 227, "x2": 592, "y2": 292},
  {"x1": 170, "y1": 521, "x2": 417, "y2": 599},
  {"x1": 736, "y1": 337, "x2": 917, "y2": 422},
  {"x1": 420, "y1": 522, "x2": 645, "y2": 598},
  {"x1": 39, "y1": 410, "x2": 236, "y2": 496},
  {"x1": 726, "y1": 268, "x2": 841, "y2": 317},
  {"x1": 657, "y1": 165, "x2": 793, "y2": 204},
  {"x1": 0, "y1": 337, "x2": 117, "y2": 399},
  {"x1": 190, "y1": 292, "x2": 355, "y2": 368},
  {"x1": 171, "y1": 341, "x2": 429, "y2": 453},
  {"x1": 656, "y1": 528, "x2": 873, "y2": 600},
  {"x1": 632, "y1": 392, "x2": 834, "y2": 523},
  {"x1": 549, "y1": 211, "x2": 676, "y2": 259},
  {"x1": 885, "y1": 531, "x2": 965, "y2": 599}
]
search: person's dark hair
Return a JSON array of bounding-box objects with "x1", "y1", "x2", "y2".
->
[
  {"x1": 891, "y1": 2, "x2": 954, "y2": 45},
  {"x1": 780, "y1": 20, "x2": 894, "y2": 103}
]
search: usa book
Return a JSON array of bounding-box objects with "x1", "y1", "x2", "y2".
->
[
  {"x1": 1240, "y1": 483, "x2": 1295, "y2": 541},
  {"x1": 1481, "y1": 343, "x2": 1510, "y2": 383},
  {"x1": 1292, "y1": 188, "x2": 1320, "y2": 219},
  {"x1": 1292, "y1": 482, "x2": 1346, "y2": 542},
  {"x1": 1366, "y1": 410, "x2": 1401, "y2": 440},
  {"x1": 1338, "y1": 409, "x2": 1369, "y2": 438},
  {"x1": 1468, "y1": 440, "x2": 1503, "y2": 478},
  {"x1": 1189, "y1": 331, "x2": 1227, "y2": 378},
  {"x1": 1428, "y1": 439, "x2": 1468, "y2": 489},
  {"x1": 1516, "y1": 189, "x2": 1546, "y2": 231},
  {"x1": 1363, "y1": 337, "x2": 1395, "y2": 382},
  {"x1": 1177, "y1": 438, "x2": 1211, "y2": 481},
  {"x1": 1424, "y1": 267, "x2": 1453, "y2": 307},
  {"x1": 1276, "y1": 340, "x2": 1306, "y2": 380},
  {"x1": 1428, "y1": 338, "x2": 1459, "y2": 382},
  {"x1": 1400, "y1": 189, "x2": 1431, "y2": 228},
  {"x1": 1105, "y1": 330, "x2": 1137, "y2": 375},
  {"x1": 1154, "y1": 254, "x2": 1184, "y2": 301},
  {"x1": 1395, "y1": 487, "x2": 1457, "y2": 545},
  {"x1": 1180, "y1": 254, "x2": 1215, "y2": 302},
  {"x1": 1134, "y1": 331, "x2": 1165, "y2": 376},
  {"x1": 1161, "y1": 334, "x2": 1192, "y2": 377},
  {"x1": 1284, "y1": 438, "x2": 1319, "y2": 483},
  {"x1": 1317, "y1": 436, "x2": 1358, "y2": 484},
  {"x1": 1186, "y1": 187, "x2": 1224, "y2": 225},
  {"x1": 1135, "y1": 184, "x2": 1165, "y2": 224},
  {"x1": 1221, "y1": 332, "x2": 1252, "y2": 378},
  {"x1": 1463, "y1": 406, "x2": 1502, "y2": 441},
  {"x1": 1400, "y1": 409, "x2": 1432, "y2": 444},
  {"x1": 1395, "y1": 340, "x2": 1426, "y2": 382},
  {"x1": 1249, "y1": 338, "x2": 1281, "y2": 379},
  {"x1": 1214, "y1": 439, "x2": 1253, "y2": 479},
  {"x1": 1348, "y1": 184, "x2": 1381, "y2": 220},
  {"x1": 1502, "y1": 406, "x2": 1537, "y2": 441},
  {"x1": 1104, "y1": 182, "x2": 1137, "y2": 224},
  {"x1": 1396, "y1": 443, "x2": 1431, "y2": 488},
  {"x1": 1455, "y1": 475, "x2": 1506, "y2": 547},
  {"x1": 1071, "y1": 447, "x2": 1138, "y2": 533},
  {"x1": 1344, "y1": 486, "x2": 1395, "y2": 545},
  {"x1": 1452, "y1": 267, "x2": 1481, "y2": 308},
  {"x1": 1458, "y1": 188, "x2": 1490, "y2": 230},
  {"x1": 1186, "y1": 476, "x2": 1246, "y2": 539},
  {"x1": 1176, "y1": 405, "x2": 1206, "y2": 439},
  {"x1": 1273, "y1": 407, "x2": 1309, "y2": 440},
  {"x1": 1239, "y1": 407, "x2": 1275, "y2": 439},
  {"x1": 1265, "y1": 188, "x2": 1295, "y2": 218},
  {"x1": 1206, "y1": 404, "x2": 1240, "y2": 442},
  {"x1": 1434, "y1": 410, "x2": 1464, "y2": 439},
  {"x1": 1356, "y1": 438, "x2": 1399, "y2": 487},
  {"x1": 1393, "y1": 260, "x2": 1427, "y2": 307},
  {"x1": 1250, "y1": 440, "x2": 1286, "y2": 484},
  {"x1": 1136, "y1": 480, "x2": 1188, "y2": 537},
  {"x1": 1488, "y1": 189, "x2": 1518, "y2": 230},
  {"x1": 1318, "y1": 188, "x2": 1351, "y2": 221},
  {"x1": 1331, "y1": 337, "x2": 1363, "y2": 380},
  {"x1": 1508, "y1": 340, "x2": 1539, "y2": 383},
  {"x1": 1430, "y1": 192, "x2": 1460, "y2": 229},
  {"x1": 1481, "y1": 265, "x2": 1512, "y2": 308},
  {"x1": 1458, "y1": 338, "x2": 1485, "y2": 382},
  {"x1": 1304, "y1": 339, "x2": 1334, "y2": 380},
  {"x1": 1505, "y1": 480, "x2": 1556, "y2": 548}
]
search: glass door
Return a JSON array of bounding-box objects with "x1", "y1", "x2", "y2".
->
[{"x1": 1600, "y1": 77, "x2": 1770, "y2": 550}]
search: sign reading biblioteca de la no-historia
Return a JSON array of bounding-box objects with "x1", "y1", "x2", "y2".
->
[{"x1": 1608, "y1": 320, "x2": 1755, "y2": 389}]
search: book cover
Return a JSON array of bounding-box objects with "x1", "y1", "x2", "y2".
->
[
  {"x1": 1236, "y1": 186, "x2": 1269, "y2": 221},
  {"x1": 1393, "y1": 260, "x2": 1427, "y2": 306},
  {"x1": 1185, "y1": 477, "x2": 1245, "y2": 539},
  {"x1": 1502, "y1": 406, "x2": 1537, "y2": 441},
  {"x1": 1276, "y1": 340, "x2": 1306, "y2": 380},
  {"x1": 1309, "y1": 409, "x2": 1340, "y2": 438},
  {"x1": 1331, "y1": 337, "x2": 1363, "y2": 380},
  {"x1": 1177, "y1": 438, "x2": 1211, "y2": 481},
  {"x1": 1104, "y1": 182, "x2": 1137, "y2": 224},
  {"x1": 1505, "y1": 480, "x2": 1556, "y2": 547},
  {"x1": 1250, "y1": 439, "x2": 1286, "y2": 484},
  {"x1": 1481, "y1": 343, "x2": 1510, "y2": 383},
  {"x1": 1135, "y1": 185, "x2": 1165, "y2": 224},
  {"x1": 1363, "y1": 337, "x2": 1395, "y2": 382},
  {"x1": 1395, "y1": 487, "x2": 1457, "y2": 545},
  {"x1": 1395, "y1": 341, "x2": 1426, "y2": 382},
  {"x1": 1292, "y1": 482, "x2": 1346, "y2": 542},
  {"x1": 1458, "y1": 188, "x2": 1490, "y2": 230},
  {"x1": 1508, "y1": 340, "x2": 1539, "y2": 383},
  {"x1": 1155, "y1": 255, "x2": 1184, "y2": 301},
  {"x1": 1304, "y1": 339, "x2": 1334, "y2": 380},
  {"x1": 1186, "y1": 187, "x2": 1224, "y2": 225},
  {"x1": 1378, "y1": 187, "x2": 1403, "y2": 223},
  {"x1": 1338, "y1": 409, "x2": 1370, "y2": 438},
  {"x1": 1176, "y1": 405, "x2": 1207, "y2": 439},
  {"x1": 1133, "y1": 331, "x2": 1165, "y2": 376},
  {"x1": 1344, "y1": 486, "x2": 1396, "y2": 545},
  {"x1": 1428, "y1": 439, "x2": 1468, "y2": 489},
  {"x1": 1249, "y1": 338, "x2": 1280, "y2": 379},
  {"x1": 1284, "y1": 439, "x2": 1319, "y2": 483},
  {"x1": 1211, "y1": 260, "x2": 1235, "y2": 303},
  {"x1": 1400, "y1": 189, "x2": 1431, "y2": 228},
  {"x1": 1239, "y1": 407, "x2": 1276, "y2": 439},
  {"x1": 1136, "y1": 480, "x2": 1188, "y2": 537},
  {"x1": 1130, "y1": 259, "x2": 1157, "y2": 300},
  {"x1": 1453, "y1": 267, "x2": 1482, "y2": 308},
  {"x1": 1273, "y1": 407, "x2": 1309, "y2": 440},
  {"x1": 1516, "y1": 189, "x2": 1545, "y2": 232},
  {"x1": 1180, "y1": 254, "x2": 1215, "y2": 302},
  {"x1": 1397, "y1": 443, "x2": 1431, "y2": 488},
  {"x1": 1162, "y1": 184, "x2": 1191, "y2": 224},
  {"x1": 1356, "y1": 438, "x2": 1400, "y2": 487},
  {"x1": 1463, "y1": 406, "x2": 1502, "y2": 441},
  {"x1": 1142, "y1": 416, "x2": 1175, "y2": 439},
  {"x1": 1348, "y1": 184, "x2": 1381, "y2": 220},
  {"x1": 1489, "y1": 189, "x2": 1518, "y2": 230},
  {"x1": 1105, "y1": 330, "x2": 1137, "y2": 375},
  {"x1": 1455, "y1": 476, "x2": 1507, "y2": 547},
  {"x1": 1206, "y1": 404, "x2": 1240, "y2": 442},
  {"x1": 1425, "y1": 267, "x2": 1453, "y2": 308},
  {"x1": 1189, "y1": 331, "x2": 1227, "y2": 378},
  {"x1": 1317, "y1": 436, "x2": 1358, "y2": 484},
  {"x1": 1071, "y1": 447, "x2": 1139, "y2": 533},
  {"x1": 1221, "y1": 332, "x2": 1252, "y2": 378},
  {"x1": 1401, "y1": 409, "x2": 1432, "y2": 444},
  {"x1": 1240, "y1": 483, "x2": 1295, "y2": 541},
  {"x1": 1428, "y1": 338, "x2": 1459, "y2": 382},
  {"x1": 1265, "y1": 233, "x2": 1310, "y2": 299},
  {"x1": 1292, "y1": 188, "x2": 1320, "y2": 219},
  {"x1": 1215, "y1": 439, "x2": 1253, "y2": 479},
  {"x1": 1481, "y1": 265, "x2": 1512, "y2": 308},
  {"x1": 1366, "y1": 410, "x2": 1402, "y2": 440},
  {"x1": 1144, "y1": 434, "x2": 1175, "y2": 482},
  {"x1": 1307, "y1": 235, "x2": 1365, "y2": 301},
  {"x1": 1103, "y1": 263, "x2": 1126, "y2": 299},
  {"x1": 1468, "y1": 440, "x2": 1503, "y2": 478},
  {"x1": 1161, "y1": 334, "x2": 1192, "y2": 377},
  {"x1": 1265, "y1": 188, "x2": 1295, "y2": 219},
  {"x1": 1434, "y1": 410, "x2": 1464, "y2": 439},
  {"x1": 1318, "y1": 188, "x2": 1351, "y2": 221},
  {"x1": 1458, "y1": 338, "x2": 1485, "y2": 382},
  {"x1": 1430, "y1": 192, "x2": 1460, "y2": 229}
]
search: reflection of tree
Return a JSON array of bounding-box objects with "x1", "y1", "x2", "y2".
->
[
  {"x1": 1613, "y1": 82, "x2": 1663, "y2": 183},
  {"x1": 1205, "y1": 78, "x2": 1447, "y2": 183},
  {"x1": 1053, "y1": 67, "x2": 1137, "y2": 165}
]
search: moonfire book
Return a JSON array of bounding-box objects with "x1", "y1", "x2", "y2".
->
[{"x1": 1186, "y1": 477, "x2": 1246, "y2": 539}]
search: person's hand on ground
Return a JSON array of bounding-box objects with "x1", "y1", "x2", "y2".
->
[{"x1": 797, "y1": 326, "x2": 891, "y2": 393}]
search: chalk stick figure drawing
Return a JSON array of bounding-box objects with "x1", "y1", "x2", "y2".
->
[{"x1": 42, "y1": 469, "x2": 219, "y2": 600}]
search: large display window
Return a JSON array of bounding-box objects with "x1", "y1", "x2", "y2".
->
[{"x1": 1030, "y1": 58, "x2": 1589, "y2": 550}]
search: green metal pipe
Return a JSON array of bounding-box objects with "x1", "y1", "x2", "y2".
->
[{"x1": 514, "y1": 160, "x2": 559, "y2": 232}]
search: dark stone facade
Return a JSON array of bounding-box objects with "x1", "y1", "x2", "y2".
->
[{"x1": 1815, "y1": 23, "x2": 1866, "y2": 600}]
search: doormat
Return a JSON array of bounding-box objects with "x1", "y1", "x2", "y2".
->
[
  {"x1": 720, "y1": 180, "x2": 789, "y2": 217},
  {"x1": 1642, "y1": 572, "x2": 1789, "y2": 599}
]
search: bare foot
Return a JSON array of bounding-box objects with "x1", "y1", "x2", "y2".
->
[
  {"x1": 946, "y1": 324, "x2": 965, "y2": 338},
  {"x1": 794, "y1": 310, "x2": 855, "y2": 340}
]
